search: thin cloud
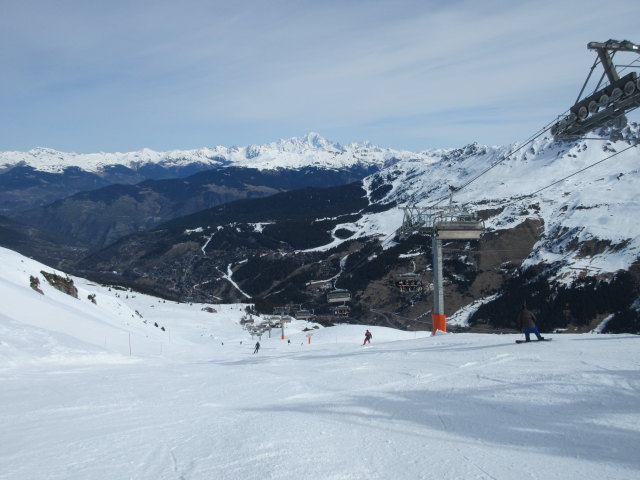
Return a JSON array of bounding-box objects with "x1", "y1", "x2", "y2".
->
[{"x1": 1, "y1": 0, "x2": 639, "y2": 152}]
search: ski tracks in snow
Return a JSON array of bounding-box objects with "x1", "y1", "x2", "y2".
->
[{"x1": 136, "y1": 443, "x2": 189, "y2": 480}]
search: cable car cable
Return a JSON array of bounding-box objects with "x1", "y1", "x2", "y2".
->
[
  {"x1": 329, "y1": 57, "x2": 639, "y2": 295},
  {"x1": 429, "y1": 126, "x2": 553, "y2": 207},
  {"x1": 526, "y1": 144, "x2": 636, "y2": 197},
  {"x1": 490, "y1": 143, "x2": 637, "y2": 212}
]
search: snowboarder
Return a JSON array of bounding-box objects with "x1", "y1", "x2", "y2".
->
[
  {"x1": 518, "y1": 304, "x2": 544, "y2": 341},
  {"x1": 253, "y1": 341, "x2": 260, "y2": 354},
  {"x1": 363, "y1": 329, "x2": 372, "y2": 345}
]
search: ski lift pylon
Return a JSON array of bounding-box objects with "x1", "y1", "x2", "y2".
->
[{"x1": 397, "y1": 196, "x2": 484, "y2": 335}]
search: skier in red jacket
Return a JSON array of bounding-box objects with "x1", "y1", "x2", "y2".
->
[{"x1": 363, "y1": 330, "x2": 372, "y2": 345}]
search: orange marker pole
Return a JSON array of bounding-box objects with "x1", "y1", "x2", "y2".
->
[{"x1": 432, "y1": 314, "x2": 447, "y2": 335}]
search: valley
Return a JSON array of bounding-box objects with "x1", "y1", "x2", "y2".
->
[{"x1": 2, "y1": 131, "x2": 638, "y2": 334}]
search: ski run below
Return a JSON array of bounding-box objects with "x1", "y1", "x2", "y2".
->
[{"x1": 1, "y1": 247, "x2": 639, "y2": 480}]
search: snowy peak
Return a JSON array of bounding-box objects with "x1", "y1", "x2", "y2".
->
[
  {"x1": 273, "y1": 132, "x2": 345, "y2": 153},
  {"x1": 0, "y1": 133, "x2": 420, "y2": 174}
]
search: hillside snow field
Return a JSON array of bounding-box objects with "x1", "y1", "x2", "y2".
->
[{"x1": 1, "y1": 247, "x2": 639, "y2": 480}]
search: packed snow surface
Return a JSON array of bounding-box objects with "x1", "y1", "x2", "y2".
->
[{"x1": 1, "y1": 247, "x2": 639, "y2": 480}]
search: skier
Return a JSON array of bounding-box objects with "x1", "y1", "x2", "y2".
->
[
  {"x1": 519, "y1": 304, "x2": 545, "y2": 341},
  {"x1": 363, "y1": 329, "x2": 372, "y2": 345},
  {"x1": 253, "y1": 341, "x2": 260, "y2": 354}
]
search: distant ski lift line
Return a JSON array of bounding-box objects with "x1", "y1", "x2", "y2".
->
[
  {"x1": 389, "y1": 40, "x2": 640, "y2": 336},
  {"x1": 398, "y1": 145, "x2": 636, "y2": 332}
]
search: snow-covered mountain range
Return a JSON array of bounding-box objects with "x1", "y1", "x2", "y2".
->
[
  {"x1": 363, "y1": 124, "x2": 640, "y2": 284},
  {"x1": 60, "y1": 123, "x2": 639, "y2": 333},
  {"x1": 1, "y1": 126, "x2": 639, "y2": 333},
  {"x1": 0, "y1": 132, "x2": 414, "y2": 217},
  {"x1": 0, "y1": 132, "x2": 421, "y2": 174}
]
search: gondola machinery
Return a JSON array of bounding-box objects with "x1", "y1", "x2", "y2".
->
[{"x1": 551, "y1": 39, "x2": 640, "y2": 141}]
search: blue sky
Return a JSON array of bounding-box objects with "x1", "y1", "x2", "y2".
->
[{"x1": 1, "y1": 0, "x2": 639, "y2": 153}]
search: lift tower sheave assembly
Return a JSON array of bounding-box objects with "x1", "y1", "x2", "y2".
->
[
  {"x1": 399, "y1": 204, "x2": 484, "y2": 334},
  {"x1": 552, "y1": 39, "x2": 640, "y2": 141}
]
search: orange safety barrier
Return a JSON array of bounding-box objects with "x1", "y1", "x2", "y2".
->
[{"x1": 432, "y1": 314, "x2": 447, "y2": 334}]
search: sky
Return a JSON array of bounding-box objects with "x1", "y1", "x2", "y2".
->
[{"x1": 1, "y1": 0, "x2": 639, "y2": 153}]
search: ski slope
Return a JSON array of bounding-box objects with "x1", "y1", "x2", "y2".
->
[{"x1": 1, "y1": 247, "x2": 639, "y2": 480}]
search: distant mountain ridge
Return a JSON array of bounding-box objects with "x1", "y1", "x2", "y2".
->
[
  {"x1": 0, "y1": 132, "x2": 423, "y2": 174},
  {"x1": 14, "y1": 166, "x2": 376, "y2": 250},
  {"x1": 0, "y1": 133, "x2": 426, "y2": 215}
]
